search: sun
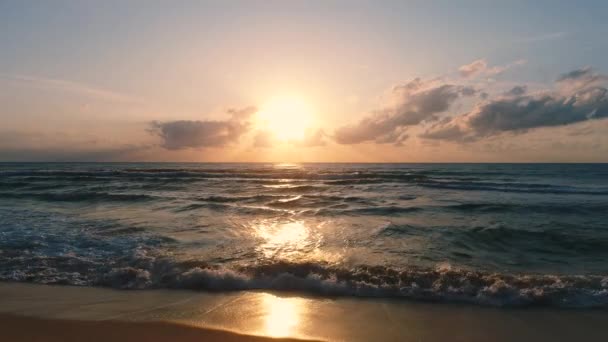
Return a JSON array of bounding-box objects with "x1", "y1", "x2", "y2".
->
[{"x1": 256, "y1": 95, "x2": 314, "y2": 141}]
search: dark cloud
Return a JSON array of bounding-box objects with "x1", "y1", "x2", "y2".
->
[
  {"x1": 420, "y1": 118, "x2": 469, "y2": 141},
  {"x1": 150, "y1": 106, "x2": 257, "y2": 150},
  {"x1": 334, "y1": 78, "x2": 475, "y2": 145},
  {"x1": 505, "y1": 85, "x2": 527, "y2": 96},
  {"x1": 558, "y1": 68, "x2": 592, "y2": 81},
  {"x1": 556, "y1": 67, "x2": 608, "y2": 92},
  {"x1": 422, "y1": 68, "x2": 608, "y2": 141},
  {"x1": 469, "y1": 91, "x2": 608, "y2": 132}
]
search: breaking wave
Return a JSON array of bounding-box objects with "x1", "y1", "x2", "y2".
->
[
  {"x1": 2, "y1": 254, "x2": 608, "y2": 308},
  {"x1": 2, "y1": 163, "x2": 608, "y2": 309}
]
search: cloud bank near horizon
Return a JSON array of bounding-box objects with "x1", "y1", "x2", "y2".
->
[
  {"x1": 142, "y1": 60, "x2": 607, "y2": 157},
  {"x1": 333, "y1": 79, "x2": 476, "y2": 145},
  {"x1": 2, "y1": 60, "x2": 607, "y2": 162},
  {"x1": 149, "y1": 106, "x2": 257, "y2": 150},
  {"x1": 422, "y1": 66, "x2": 608, "y2": 142}
]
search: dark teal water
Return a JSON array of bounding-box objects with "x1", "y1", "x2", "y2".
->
[{"x1": 1, "y1": 163, "x2": 607, "y2": 307}]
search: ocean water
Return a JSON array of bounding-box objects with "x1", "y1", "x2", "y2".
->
[{"x1": 1, "y1": 163, "x2": 608, "y2": 307}]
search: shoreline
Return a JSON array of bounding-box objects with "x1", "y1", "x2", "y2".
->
[{"x1": 2, "y1": 282, "x2": 608, "y2": 341}]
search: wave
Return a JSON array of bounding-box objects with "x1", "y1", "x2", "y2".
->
[
  {"x1": 341, "y1": 206, "x2": 422, "y2": 215},
  {"x1": 419, "y1": 181, "x2": 608, "y2": 195},
  {"x1": 454, "y1": 226, "x2": 608, "y2": 253},
  {"x1": 0, "y1": 191, "x2": 155, "y2": 202},
  {"x1": 445, "y1": 203, "x2": 608, "y2": 214},
  {"x1": 376, "y1": 221, "x2": 608, "y2": 250},
  {"x1": 174, "y1": 202, "x2": 286, "y2": 215},
  {"x1": 264, "y1": 184, "x2": 327, "y2": 193},
  {"x1": 3, "y1": 254, "x2": 608, "y2": 308},
  {"x1": 0, "y1": 181, "x2": 31, "y2": 189},
  {"x1": 266, "y1": 195, "x2": 306, "y2": 208},
  {"x1": 0, "y1": 168, "x2": 490, "y2": 185},
  {"x1": 4, "y1": 168, "x2": 607, "y2": 196},
  {"x1": 197, "y1": 194, "x2": 283, "y2": 203},
  {"x1": 184, "y1": 199, "x2": 607, "y2": 217}
]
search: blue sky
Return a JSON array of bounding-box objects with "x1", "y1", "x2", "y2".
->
[{"x1": 1, "y1": 1, "x2": 608, "y2": 162}]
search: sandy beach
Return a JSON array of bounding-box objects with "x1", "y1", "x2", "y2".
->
[
  {"x1": 3, "y1": 0, "x2": 608, "y2": 340},
  {"x1": 1, "y1": 282, "x2": 608, "y2": 341},
  {"x1": 0, "y1": 314, "x2": 312, "y2": 342}
]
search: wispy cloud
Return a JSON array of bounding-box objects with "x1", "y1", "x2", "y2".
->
[
  {"x1": 459, "y1": 59, "x2": 527, "y2": 78},
  {"x1": 515, "y1": 32, "x2": 567, "y2": 43},
  {"x1": 0, "y1": 130, "x2": 155, "y2": 162},
  {"x1": 0, "y1": 73, "x2": 145, "y2": 104}
]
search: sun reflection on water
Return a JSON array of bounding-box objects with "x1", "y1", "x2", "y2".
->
[
  {"x1": 261, "y1": 293, "x2": 303, "y2": 338},
  {"x1": 254, "y1": 220, "x2": 312, "y2": 259},
  {"x1": 251, "y1": 219, "x2": 345, "y2": 264}
]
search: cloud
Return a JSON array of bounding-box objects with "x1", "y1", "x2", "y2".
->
[
  {"x1": 556, "y1": 67, "x2": 608, "y2": 93},
  {"x1": 505, "y1": 85, "x2": 527, "y2": 96},
  {"x1": 0, "y1": 146, "x2": 153, "y2": 162},
  {"x1": 459, "y1": 59, "x2": 488, "y2": 78},
  {"x1": 421, "y1": 68, "x2": 608, "y2": 141},
  {"x1": 0, "y1": 130, "x2": 154, "y2": 162},
  {"x1": 334, "y1": 78, "x2": 475, "y2": 145},
  {"x1": 150, "y1": 107, "x2": 257, "y2": 150},
  {"x1": 458, "y1": 59, "x2": 526, "y2": 78}
]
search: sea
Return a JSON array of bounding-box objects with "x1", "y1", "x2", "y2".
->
[{"x1": 1, "y1": 163, "x2": 607, "y2": 308}]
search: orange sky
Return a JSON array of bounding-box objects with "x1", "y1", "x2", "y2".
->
[{"x1": 1, "y1": 1, "x2": 608, "y2": 162}]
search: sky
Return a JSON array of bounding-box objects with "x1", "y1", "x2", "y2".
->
[{"x1": 1, "y1": 0, "x2": 608, "y2": 162}]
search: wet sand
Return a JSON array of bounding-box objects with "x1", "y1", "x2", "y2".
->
[
  {"x1": 1, "y1": 282, "x2": 608, "y2": 341},
  {"x1": 0, "y1": 314, "x2": 312, "y2": 342}
]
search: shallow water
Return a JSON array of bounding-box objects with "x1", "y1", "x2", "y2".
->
[{"x1": 1, "y1": 163, "x2": 608, "y2": 307}]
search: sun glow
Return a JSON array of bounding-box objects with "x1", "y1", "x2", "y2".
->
[
  {"x1": 262, "y1": 294, "x2": 302, "y2": 338},
  {"x1": 256, "y1": 95, "x2": 314, "y2": 141},
  {"x1": 253, "y1": 219, "x2": 311, "y2": 259}
]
